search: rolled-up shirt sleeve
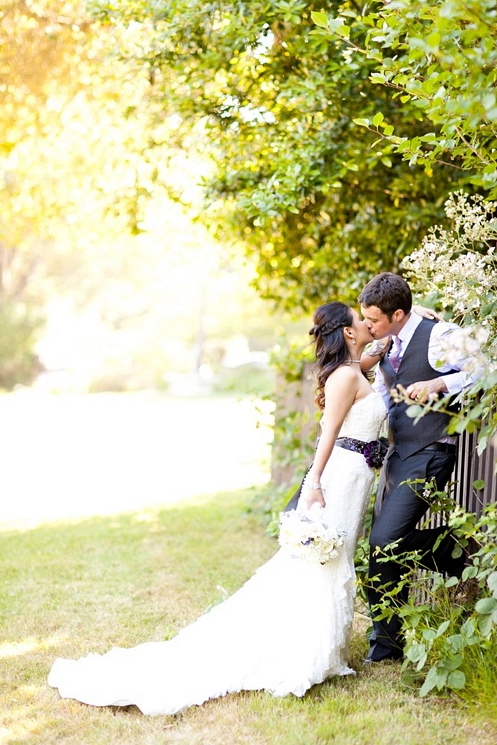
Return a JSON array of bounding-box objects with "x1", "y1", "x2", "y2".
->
[{"x1": 440, "y1": 370, "x2": 476, "y2": 395}]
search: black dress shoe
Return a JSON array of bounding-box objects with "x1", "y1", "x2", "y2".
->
[{"x1": 363, "y1": 651, "x2": 403, "y2": 664}]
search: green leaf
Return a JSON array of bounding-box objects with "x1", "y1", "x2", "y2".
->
[
  {"x1": 419, "y1": 666, "x2": 447, "y2": 697},
  {"x1": 406, "y1": 404, "x2": 424, "y2": 419},
  {"x1": 462, "y1": 565, "x2": 478, "y2": 580},
  {"x1": 326, "y1": 17, "x2": 349, "y2": 35},
  {"x1": 447, "y1": 670, "x2": 466, "y2": 690},
  {"x1": 473, "y1": 479, "x2": 485, "y2": 490},
  {"x1": 425, "y1": 32, "x2": 441, "y2": 51},
  {"x1": 370, "y1": 73, "x2": 387, "y2": 85},
  {"x1": 336, "y1": 24, "x2": 350, "y2": 39},
  {"x1": 436, "y1": 620, "x2": 451, "y2": 637},
  {"x1": 445, "y1": 575, "x2": 459, "y2": 588},
  {"x1": 440, "y1": 654, "x2": 462, "y2": 671},
  {"x1": 445, "y1": 634, "x2": 463, "y2": 653},
  {"x1": 460, "y1": 619, "x2": 479, "y2": 646},
  {"x1": 372, "y1": 112, "x2": 384, "y2": 127},
  {"x1": 478, "y1": 613, "x2": 494, "y2": 637},
  {"x1": 406, "y1": 642, "x2": 426, "y2": 663},
  {"x1": 475, "y1": 597, "x2": 497, "y2": 615},
  {"x1": 452, "y1": 544, "x2": 463, "y2": 559},
  {"x1": 487, "y1": 571, "x2": 497, "y2": 597},
  {"x1": 423, "y1": 629, "x2": 437, "y2": 641},
  {"x1": 310, "y1": 11, "x2": 328, "y2": 29},
  {"x1": 414, "y1": 653, "x2": 427, "y2": 672}
]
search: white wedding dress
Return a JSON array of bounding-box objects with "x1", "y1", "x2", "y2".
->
[{"x1": 48, "y1": 393, "x2": 386, "y2": 715}]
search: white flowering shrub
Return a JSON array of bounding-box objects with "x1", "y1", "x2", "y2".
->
[
  {"x1": 401, "y1": 191, "x2": 497, "y2": 450},
  {"x1": 389, "y1": 195, "x2": 497, "y2": 699},
  {"x1": 439, "y1": 326, "x2": 491, "y2": 376},
  {"x1": 403, "y1": 192, "x2": 497, "y2": 338}
]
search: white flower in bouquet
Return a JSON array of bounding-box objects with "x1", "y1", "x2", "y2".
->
[{"x1": 278, "y1": 508, "x2": 345, "y2": 564}]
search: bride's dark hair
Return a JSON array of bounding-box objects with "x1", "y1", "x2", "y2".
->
[{"x1": 309, "y1": 301, "x2": 354, "y2": 409}]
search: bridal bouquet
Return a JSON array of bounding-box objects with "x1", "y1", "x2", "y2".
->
[{"x1": 278, "y1": 508, "x2": 345, "y2": 564}]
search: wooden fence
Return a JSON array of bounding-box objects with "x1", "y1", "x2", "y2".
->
[
  {"x1": 270, "y1": 364, "x2": 318, "y2": 489},
  {"x1": 272, "y1": 363, "x2": 496, "y2": 516}
]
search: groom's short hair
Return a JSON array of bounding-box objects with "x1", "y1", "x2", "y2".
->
[{"x1": 358, "y1": 272, "x2": 412, "y2": 318}]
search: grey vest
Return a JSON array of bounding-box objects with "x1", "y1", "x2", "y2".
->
[{"x1": 380, "y1": 318, "x2": 458, "y2": 460}]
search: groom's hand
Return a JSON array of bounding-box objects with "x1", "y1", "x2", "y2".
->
[{"x1": 405, "y1": 377, "x2": 448, "y2": 403}]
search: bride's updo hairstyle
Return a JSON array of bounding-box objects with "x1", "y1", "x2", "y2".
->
[{"x1": 309, "y1": 301, "x2": 354, "y2": 409}]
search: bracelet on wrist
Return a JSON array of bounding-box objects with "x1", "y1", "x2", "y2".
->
[{"x1": 307, "y1": 483, "x2": 323, "y2": 490}]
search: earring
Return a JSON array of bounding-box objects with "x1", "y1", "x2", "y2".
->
[{"x1": 352, "y1": 338, "x2": 356, "y2": 344}]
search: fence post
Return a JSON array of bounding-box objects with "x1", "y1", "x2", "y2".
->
[
  {"x1": 451, "y1": 429, "x2": 496, "y2": 516},
  {"x1": 271, "y1": 362, "x2": 318, "y2": 489}
]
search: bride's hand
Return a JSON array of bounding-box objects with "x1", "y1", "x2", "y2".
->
[
  {"x1": 413, "y1": 304, "x2": 443, "y2": 322},
  {"x1": 304, "y1": 486, "x2": 326, "y2": 510}
]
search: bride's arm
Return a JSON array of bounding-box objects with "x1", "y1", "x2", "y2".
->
[
  {"x1": 359, "y1": 305, "x2": 443, "y2": 373},
  {"x1": 303, "y1": 367, "x2": 359, "y2": 509},
  {"x1": 360, "y1": 339, "x2": 390, "y2": 373}
]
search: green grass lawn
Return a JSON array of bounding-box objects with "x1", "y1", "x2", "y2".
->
[{"x1": 1, "y1": 488, "x2": 496, "y2": 745}]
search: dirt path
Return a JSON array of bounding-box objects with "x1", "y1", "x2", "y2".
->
[{"x1": 0, "y1": 391, "x2": 272, "y2": 529}]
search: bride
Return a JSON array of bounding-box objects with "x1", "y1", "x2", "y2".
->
[{"x1": 48, "y1": 301, "x2": 386, "y2": 716}]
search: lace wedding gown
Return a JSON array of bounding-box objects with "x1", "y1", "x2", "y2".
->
[{"x1": 48, "y1": 392, "x2": 386, "y2": 715}]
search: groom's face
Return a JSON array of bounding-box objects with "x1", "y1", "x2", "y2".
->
[{"x1": 360, "y1": 304, "x2": 403, "y2": 339}]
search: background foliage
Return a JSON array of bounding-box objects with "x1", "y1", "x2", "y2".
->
[
  {"x1": 1, "y1": 0, "x2": 293, "y2": 390},
  {"x1": 314, "y1": 0, "x2": 497, "y2": 195},
  {"x1": 90, "y1": 0, "x2": 474, "y2": 312},
  {"x1": 3, "y1": 1, "x2": 497, "y2": 386}
]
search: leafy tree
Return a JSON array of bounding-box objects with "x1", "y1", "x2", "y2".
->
[
  {"x1": 313, "y1": 0, "x2": 497, "y2": 195},
  {"x1": 90, "y1": 0, "x2": 473, "y2": 312},
  {"x1": 308, "y1": 1, "x2": 497, "y2": 443}
]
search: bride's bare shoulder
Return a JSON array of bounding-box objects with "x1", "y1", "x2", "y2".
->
[{"x1": 324, "y1": 364, "x2": 359, "y2": 391}]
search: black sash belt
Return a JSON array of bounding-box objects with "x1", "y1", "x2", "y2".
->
[
  {"x1": 334, "y1": 437, "x2": 389, "y2": 468},
  {"x1": 335, "y1": 437, "x2": 371, "y2": 454}
]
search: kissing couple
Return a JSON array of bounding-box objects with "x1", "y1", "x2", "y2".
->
[{"x1": 49, "y1": 272, "x2": 481, "y2": 714}]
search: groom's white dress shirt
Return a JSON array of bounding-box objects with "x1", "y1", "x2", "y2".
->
[{"x1": 373, "y1": 311, "x2": 483, "y2": 429}]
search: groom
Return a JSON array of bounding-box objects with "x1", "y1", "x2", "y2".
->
[{"x1": 359, "y1": 272, "x2": 482, "y2": 662}]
